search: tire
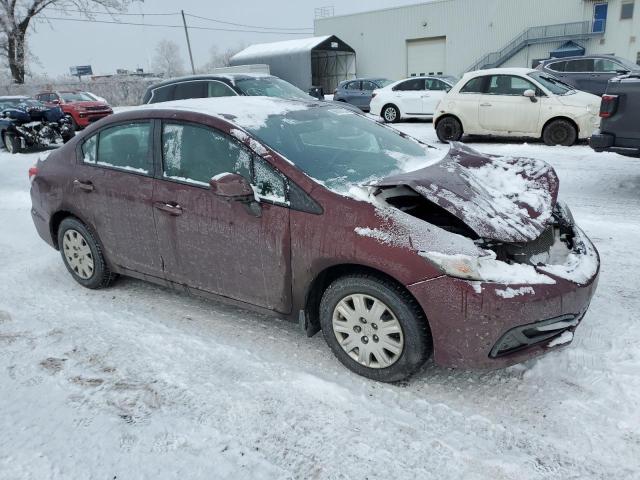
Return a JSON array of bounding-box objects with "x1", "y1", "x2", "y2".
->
[
  {"x1": 319, "y1": 274, "x2": 432, "y2": 382},
  {"x1": 57, "y1": 217, "x2": 116, "y2": 289},
  {"x1": 381, "y1": 104, "x2": 400, "y2": 123},
  {"x1": 436, "y1": 116, "x2": 463, "y2": 143},
  {"x1": 3, "y1": 132, "x2": 22, "y2": 154},
  {"x1": 543, "y1": 119, "x2": 577, "y2": 146},
  {"x1": 65, "y1": 114, "x2": 79, "y2": 131}
]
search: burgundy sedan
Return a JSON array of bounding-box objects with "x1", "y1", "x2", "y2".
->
[{"x1": 29, "y1": 97, "x2": 599, "y2": 382}]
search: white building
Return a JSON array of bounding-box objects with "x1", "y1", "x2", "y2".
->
[{"x1": 314, "y1": 0, "x2": 639, "y2": 79}]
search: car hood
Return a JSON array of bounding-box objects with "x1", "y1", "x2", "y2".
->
[
  {"x1": 373, "y1": 143, "x2": 559, "y2": 243},
  {"x1": 556, "y1": 90, "x2": 601, "y2": 108}
]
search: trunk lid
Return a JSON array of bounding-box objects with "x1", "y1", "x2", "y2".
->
[{"x1": 373, "y1": 143, "x2": 559, "y2": 243}]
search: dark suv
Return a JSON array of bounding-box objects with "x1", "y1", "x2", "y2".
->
[
  {"x1": 590, "y1": 74, "x2": 640, "y2": 157},
  {"x1": 142, "y1": 73, "x2": 314, "y2": 104},
  {"x1": 537, "y1": 55, "x2": 640, "y2": 96}
]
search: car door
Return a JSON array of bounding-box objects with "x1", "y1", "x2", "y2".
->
[
  {"x1": 359, "y1": 81, "x2": 378, "y2": 109},
  {"x1": 423, "y1": 79, "x2": 450, "y2": 115},
  {"x1": 454, "y1": 76, "x2": 486, "y2": 132},
  {"x1": 394, "y1": 78, "x2": 426, "y2": 115},
  {"x1": 73, "y1": 120, "x2": 163, "y2": 278},
  {"x1": 478, "y1": 75, "x2": 541, "y2": 134},
  {"x1": 344, "y1": 81, "x2": 363, "y2": 106},
  {"x1": 152, "y1": 120, "x2": 292, "y2": 313},
  {"x1": 564, "y1": 59, "x2": 596, "y2": 93}
]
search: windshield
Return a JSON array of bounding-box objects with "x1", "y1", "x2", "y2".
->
[
  {"x1": 60, "y1": 92, "x2": 94, "y2": 102},
  {"x1": 245, "y1": 106, "x2": 438, "y2": 192},
  {"x1": 528, "y1": 72, "x2": 574, "y2": 95},
  {"x1": 235, "y1": 77, "x2": 313, "y2": 101}
]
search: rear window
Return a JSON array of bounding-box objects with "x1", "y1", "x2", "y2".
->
[{"x1": 174, "y1": 81, "x2": 207, "y2": 100}]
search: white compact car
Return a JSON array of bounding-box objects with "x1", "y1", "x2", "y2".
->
[
  {"x1": 433, "y1": 68, "x2": 601, "y2": 146},
  {"x1": 369, "y1": 76, "x2": 457, "y2": 123}
]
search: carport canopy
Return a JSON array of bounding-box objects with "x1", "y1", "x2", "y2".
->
[
  {"x1": 550, "y1": 41, "x2": 585, "y2": 59},
  {"x1": 230, "y1": 35, "x2": 356, "y2": 94}
]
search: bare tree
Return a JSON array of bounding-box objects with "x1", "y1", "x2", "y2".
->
[
  {"x1": 152, "y1": 39, "x2": 184, "y2": 78},
  {"x1": 0, "y1": 0, "x2": 132, "y2": 84},
  {"x1": 199, "y1": 43, "x2": 245, "y2": 73}
]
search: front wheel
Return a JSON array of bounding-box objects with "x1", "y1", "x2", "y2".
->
[
  {"x1": 543, "y1": 119, "x2": 577, "y2": 146},
  {"x1": 381, "y1": 104, "x2": 400, "y2": 123},
  {"x1": 319, "y1": 274, "x2": 432, "y2": 382},
  {"x1": 436, "y1": 116, "x2": 463, "y2": 143},
  {"x1": 3, "y1": 132, "x2": 22, "y2": 154}
]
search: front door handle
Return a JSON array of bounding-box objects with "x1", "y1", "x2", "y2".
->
[
  {"x1": 154, "y1": 202, "x2": 183, "y2": 216},
  {"x1": 73, "y1": 179, "x2": 94, "y2": 192},
  {"x1": 480, "y1": 103, "x2": 492, "y2": 107}
]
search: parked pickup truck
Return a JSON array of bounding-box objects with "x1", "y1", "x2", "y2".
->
[{"x1": 590, "y1": 74, "x2": 640, "y2": 157}]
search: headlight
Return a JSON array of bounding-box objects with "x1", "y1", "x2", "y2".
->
[{"x1": 419, "y1": 251, "x2": 493, "y2": 281}]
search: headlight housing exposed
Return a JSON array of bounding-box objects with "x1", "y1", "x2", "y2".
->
[{"x1": 419, "y1": 251, "x2": 492, "y2": 281}]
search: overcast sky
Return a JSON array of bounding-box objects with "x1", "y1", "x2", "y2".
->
[{"x1": 26, "y1": 0, "x2": 420, "y2": 77}]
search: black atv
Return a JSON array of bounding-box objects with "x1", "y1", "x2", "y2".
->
[{"x1": 0, "y1": 96, "x2": 75, "y2": 154}]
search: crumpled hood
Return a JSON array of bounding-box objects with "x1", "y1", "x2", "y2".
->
[
  {"x1": 373, "y1": 142, "x2": 559, "y2": 243},
  {"x1": 556, "y1": 90, "x2": 600, "y2": 109}
]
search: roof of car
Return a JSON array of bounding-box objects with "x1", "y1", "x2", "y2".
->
[
  {"x1": 463, "y1": 67, "x2": 537, "y2": 78},
  {"x1": 147, "y1": 73, "x2": 274, "y2": 90},
  {"x1": 539, "y1": 54, "x2": 624, "y2": 64},
  {"x1": 129, "y1": 96, "x2": 323, "y2": 129}
]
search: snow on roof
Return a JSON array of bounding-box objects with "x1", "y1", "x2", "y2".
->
[
  {"x1": 138, "y1": 96, "x2": 315, "y2": 130},
  {"x1": 231, "y1": 36, "x2": 333, "y2": 62}
]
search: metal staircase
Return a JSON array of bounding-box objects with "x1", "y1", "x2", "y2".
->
[{"x1": 466, "y1": 21, "x2": 604, "y2": 72}]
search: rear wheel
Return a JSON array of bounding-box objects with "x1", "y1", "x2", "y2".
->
[
  {"x1": 319, "y1": 274, "x2": 432, "y2": 382},
  {"x1": 3, "y1": 132, "x2": 22, "y2": 154},
  {"x1": 57, "y1": 217, "x2": 115, "y2": 289},
  {"x1": 381, "y1": 104, "x2": 400, "y2": 123},
  {"x1": 543, "y1": 119, "x2": 577, "y2": 146},
  {"x1": 436, "y1": 116, "x2": 463, "y2": 143}
]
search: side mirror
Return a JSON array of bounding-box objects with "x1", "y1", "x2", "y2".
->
[
  {"x1": 209, "y1": 173, "x2": 254, "y2": 200},
  {"x1": 523, "y1": 89, "x2": 537, "y2": 102}
]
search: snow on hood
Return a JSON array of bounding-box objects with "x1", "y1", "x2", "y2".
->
[
  {"x1": 556, "y1": 90, "x2": 601, "y2": 109},
  {"x1": 373, "y1": 142, "x2": 560, "y2": 243}
]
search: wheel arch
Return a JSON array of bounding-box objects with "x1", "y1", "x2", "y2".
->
[
  {"x1": 541, "y1": 116, "x2": 579, "y2": 137},
  {"x1": 434, "y1": 113, "x2": 463, "y2": 131},
  {"x1": 49, "y1": 210, "x2": 102, "y2": 252},
  {"x1": 303, "y1": 263, "x2": 432, "y2": 341}
]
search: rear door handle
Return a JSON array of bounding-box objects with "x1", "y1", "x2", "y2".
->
[
  {"x1": 154, "y1": 202, "x2": 183, "y2": 216},
  {"x1": 73, "y1": 179, "x2": 94, "y2": 192}
]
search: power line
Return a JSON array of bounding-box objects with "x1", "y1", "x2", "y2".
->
[
  {"x1": 184, "y1": 13, "x2": 313, "y2": 31},
  {"x1": 43, "y1": 7, "x2": 313, "y2": 31},
  {"x1": 37, "y1": 15, "x2": 312, "y2": 35}
]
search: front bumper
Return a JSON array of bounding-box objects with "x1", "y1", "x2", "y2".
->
[
  {"x1": 76, "y1": 111, "x2": 112, "y2": 127},
  {"x1": 408, "y1": 228, "x2": 600, "y2": 369}
]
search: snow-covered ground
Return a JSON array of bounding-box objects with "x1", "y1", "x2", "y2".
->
[{"x1": 1, "y1": 122, "x2": 639, "y2": 479}]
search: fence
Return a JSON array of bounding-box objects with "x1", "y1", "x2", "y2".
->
[{"x1": 0, "y1": 78, "x2": 158, "y2": 106}]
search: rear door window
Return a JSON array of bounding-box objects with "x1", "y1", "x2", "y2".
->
[
  {"x1": 394, "y1": 78, "x2": 425, "y2": 91},
  {"x1": 173, "y1": 81, "x2": 207, "y2": 100},
  {"x1": 565, "y1": 59, "x2": 595, "y2": 72},
  {"x1": 94, "y1": 122, "x2": 152, "y2": 174}
]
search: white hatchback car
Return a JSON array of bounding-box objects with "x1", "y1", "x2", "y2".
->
[
  {"x1": 369, "y1": 76, "x2": 457, "y2": 123},
  {"x1": 433, "y1": 68, "x2": 601, "y2": 146}
]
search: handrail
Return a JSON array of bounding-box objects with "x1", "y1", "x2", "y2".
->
[{"x1": 466, "y1": 20, "x2": 603, "y2": 72}]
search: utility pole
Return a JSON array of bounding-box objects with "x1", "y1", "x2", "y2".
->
[{"x1": 181, "y1": 10, "x2": 196, "y2": 74}]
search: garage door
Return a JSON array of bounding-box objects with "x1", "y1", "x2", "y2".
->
[{"x1": 407, "y1": 36, "x2": 446, "y2": 77}]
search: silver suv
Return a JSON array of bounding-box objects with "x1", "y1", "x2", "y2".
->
[{"x1": 536, "y1": 55, "x2": 640, "y2": 96}]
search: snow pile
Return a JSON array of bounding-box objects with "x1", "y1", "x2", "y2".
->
[
  {"x1": 539, "y1": 227, "x2": 600, "y2": 285},
  {"x1": 547, "y1": 330, "x2": 574, "y2": 347},
  {"x1": 495, "y1": 286, "x2": 536, "y2": 298}
]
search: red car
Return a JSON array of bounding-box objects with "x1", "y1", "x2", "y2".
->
[
  {"x1": 29, "y1": 97, "x2": 600, "y2": 382},
  {"x1": 35, "y1": 90, "x2": 113, "y2": 130}
]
